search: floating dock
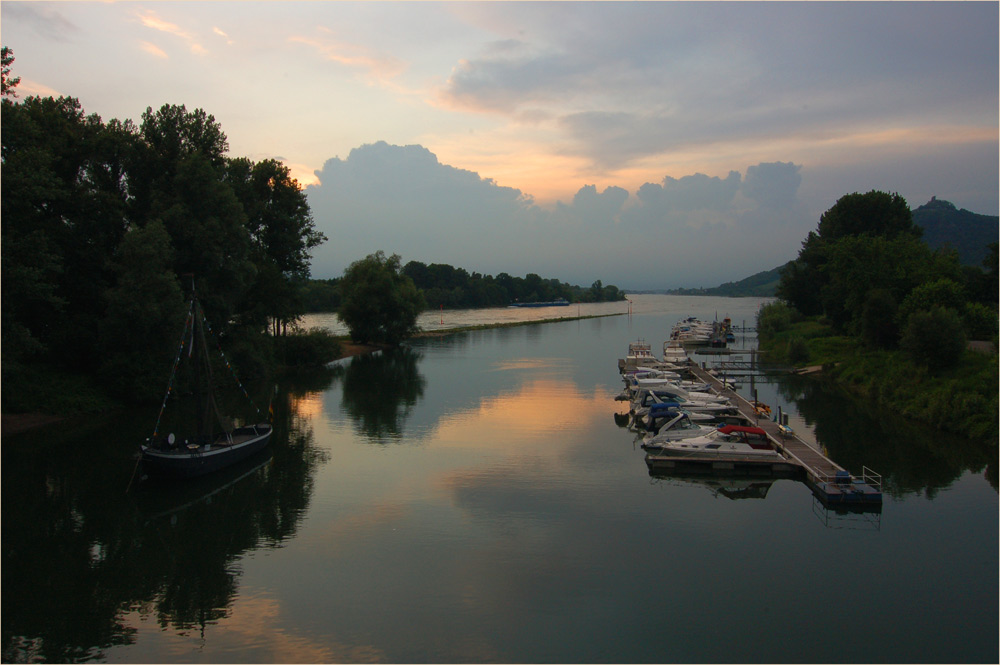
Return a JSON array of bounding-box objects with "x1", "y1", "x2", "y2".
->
[{"x1": 685, "y1": 362, "x2": 883, "y2": 508}]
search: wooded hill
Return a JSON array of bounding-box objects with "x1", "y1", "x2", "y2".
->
[
  {"x1": 663, "y1": 265, "x2": 784, "y2": 297},
  {"x1": 911, "y1": 197, "x2": 998, "y2": 267},
  {"x1": 666, "y1": 196, "x2": 997, "y2": 297}
]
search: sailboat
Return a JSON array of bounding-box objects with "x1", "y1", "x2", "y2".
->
[{"x1": 140, "y1": 282, "x2": 273, "y2": 479}]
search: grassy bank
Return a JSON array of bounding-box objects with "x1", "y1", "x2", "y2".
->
[{"x1": 759, "y1": 318, "x2": 998, "y2": 444}]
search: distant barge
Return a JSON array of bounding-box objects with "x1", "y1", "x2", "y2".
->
[{"x1": 508, "y1": 298, "x2": 570, "y2": 308}]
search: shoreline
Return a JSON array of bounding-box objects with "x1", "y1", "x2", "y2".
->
[{"x1": 3, "y1": 312, "x2": 623, "y2": 436}]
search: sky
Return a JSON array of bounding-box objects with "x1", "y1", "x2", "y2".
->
[{"x1": 2, "y1": 1, "x2": 997, "y2": 289}]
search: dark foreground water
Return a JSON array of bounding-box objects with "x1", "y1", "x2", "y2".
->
[{"x1": 3, "y1": 295, "x2": 996, "y2": 663}]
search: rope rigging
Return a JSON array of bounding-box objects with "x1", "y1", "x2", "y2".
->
[{"x1": 150, "y1": 293, "x2": 264, "y2": 442}]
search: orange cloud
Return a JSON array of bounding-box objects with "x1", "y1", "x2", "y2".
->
[
  {"x1": 289, "y1": 28, "x2": 406, "y2": 85},
  {"x1": 136, "y1": 9, "x2": 207, "y2": 56},
  {"x1": 139, "y1": 41, "x2": 168, "y2": 60}
]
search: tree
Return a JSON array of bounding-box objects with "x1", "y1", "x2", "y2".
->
[
  {"x1": 1, "y1": 94, "x2": 132, "y2": 373},
  {"x1": 99, "y1": 221, "x2": 187, "y2": 400},
  {"x1": 816, "y1": 190, "x2": 919, "y2": 241},
  {"x1": 860, "y1": 289, "x2": 899, "y2": 349},
  {"x1": 338, "y1": 251, "x2": 425, "y2": 345},
  {"x1": 136, "y1": 105, "x2": 254, "y2": 327},
  {"x1": 897, "y1": 278, "x2": 965, "y2": 325},
  {"x1": 225, "y1": 157, "x2": 326, "y2": 334},
  {"x1": 778, "y1": 191, "x2": 918, "y2": 315},
  {"x1": 900, "y1": 306, "x2": 967, "y2": 371},
  {"x1": 819, "y1": 234, "x2": 949, "y2": 332},
  {"x1": 2, "y1": 46, "x2": 20, "y2": 97}
]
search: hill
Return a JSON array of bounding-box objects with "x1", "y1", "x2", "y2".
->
[
  {"x1": 911, "y1": 197, "x2": 998, "y2": 266},
  {"x1": 663, "y1": 264, "x2": 785, "y2": 297}
]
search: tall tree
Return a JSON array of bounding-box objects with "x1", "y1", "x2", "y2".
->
[
  {"x1": 2, "y1": 46, "x2": 20, "y2": 97},
  {"x1": 225, "y1": 158, "x2": 326, "y2": 334},
  {"x1": 338, "y1": 251, "x2": 425, "y2": 345},
  {"x1": 136, "y1": 105, "x2": 253, "y2": 326},
  {"x1": 100, "y1": 221, "x2": 187, "y2": 400},
  {"x1": 778, "y1": 191, "x2": 926, "y2": 323}
]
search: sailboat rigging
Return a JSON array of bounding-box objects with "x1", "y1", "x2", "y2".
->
[{"x1": 140, "y1": 281, "x2": 273, "y2": 479}]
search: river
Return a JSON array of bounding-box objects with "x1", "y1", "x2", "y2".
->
[{"x1": 2, "y1": 295, "x2": 996, "y2": 663}]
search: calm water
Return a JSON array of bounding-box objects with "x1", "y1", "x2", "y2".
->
[{"x1": 3, "y1": 295, "x2": 996, "y2": 663}]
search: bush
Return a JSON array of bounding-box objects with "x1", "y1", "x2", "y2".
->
[
  {"x1": 757, "y1": 301, "x2": 796, "y2": 337},
  {"x1": 786, "y1": 336, "x2": 810, "y2": 364},
  {"x1": 962, "y1": 302, "x2": 998, "y2": 341},
  {"x1": 900, "y1": 307, "x2": 967, "y2": 371},
  {"x1": 276, "y1": 328, "x2": 342, "y2": 367}
]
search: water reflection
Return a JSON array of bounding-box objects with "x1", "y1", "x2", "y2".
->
[
  {"x1": 770, "y1": 373, "x2": 998, "y2": 496},
  {"x1": 1, "y1": 387, "x2": 322, "y2": 663},
  {"x1": 337, "y1": 348, "x2": 426, "y2": 443},
  {"x1": 648, "y1": 474, "x2": 775, "y2": 500}
]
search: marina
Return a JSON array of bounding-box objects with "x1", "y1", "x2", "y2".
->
[{"x1": 618, "y1": 318, "x2": 883, "y2": 509}]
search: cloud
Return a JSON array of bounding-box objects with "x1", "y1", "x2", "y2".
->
[
  {"x1": 741, "y1": 162, "x2": 801, "y2": 209},
  {"x1": 290, "y1": 27, "x2": 406, "y2": 85},
  {"x1": 140, "y1": 41, "x2": 169, "y2": 60},
  {"x1": 15, "y1": 78, "x2": 62, "y2": 98},
  {"x1": 2, "y1": 2, "x2": 78, "y2": 41},
  {"x1": 306, "y1": 142, "x2": 811, "y2": 289},
  {"x1": 213, "y1": 27, "x2": 233, "y2": 46},
  {"x1": 306, "y1": 142, "x2": 542, "y2": 280},
  {"x1": 556, "y1": 185, "x2": 629, "y2": 227},
  {"x1": 436, "y1": 1, "x2": 998, "y2": 179},
  {"x1": 135, "y1": 9, "x2": 208, "y2": 55}
]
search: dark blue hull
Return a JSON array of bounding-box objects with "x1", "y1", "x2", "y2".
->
[{"x1": 141, "y1": 424, "x2": 272, "y2": 479}]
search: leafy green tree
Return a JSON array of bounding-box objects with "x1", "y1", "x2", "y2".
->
[
  {"x1": 900, "y1": 306, "x2": 967, "y2": 371},
  {"x1": 962, "y1": 302, "x2": 998, "y2": 341},
  {"x1": 897, "y1": 278, "x2": 965, "y2": 325},
  {"x1": 816, "y1": 190, "x2": 919, "y2": 241},
  {"x1": 2, "y1": 46, "x2": 20, "y2": 97},
  {"x1": 338, "y1": 251, "x2": 425, "y2": 345},
  {"x1": 136, "y1": 105, "x2": 253, "y2": 326},
  {"x1": 778, "y1": 191, "x2": 923, "y2": 318},
  {"x1": 757, "y1": 301, "x2": 795, "y2": 336},
  {"x1": 860, "y1": 288, "x2": 899, "y2": 349},
  {"x1": 99, "y1": 221, "x2": 187, "y2": 400},
  {"x1": 1, "y1": 94, "x2": 132, "y2": 373},
  {"x1": 819, "y1": 234, "x2": 952, "y2": 332},
  {"x1": 225, "y1": 157, "x2": 326, "y2": 334}
]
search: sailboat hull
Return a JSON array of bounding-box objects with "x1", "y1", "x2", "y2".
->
[{"x1": 141, "y1": 424, "x2": 273, "y2": 479}]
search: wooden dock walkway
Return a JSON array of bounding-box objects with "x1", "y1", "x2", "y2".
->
[{"x1": 686, "y1": 361, "x2": 882, "y2": 507}]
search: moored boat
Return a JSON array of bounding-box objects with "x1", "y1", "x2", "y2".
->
[
  {"x1": 139, "y1": 282, "x2": 273, "y2": 480},
  {"x1": 644, "y1": 425, "x2": 783, "y2": 461},
  {"x1": 509, "y1": 298, "x2": 570, "y2": 307}
]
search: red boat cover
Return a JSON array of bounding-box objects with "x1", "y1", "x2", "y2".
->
[{"x1": 717, "y1": 425, "x2": 767, "y2": 436}]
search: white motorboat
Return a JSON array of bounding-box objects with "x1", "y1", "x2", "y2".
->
[
  {"x1": 640, "y1": 411, "x2": 717, "y2": 447},
  {"x1": 662, "y1": 339, "x2": 689, "y2": 364},
  {"x1": 644, "y1": 425, "x2": 783, "y2": 461},
  {"x1": 630, "y1": 388, "x2": 736, "y2": 417},
  {"x1": 626, "y1": 377, "x2": 728, "y2": 403}
]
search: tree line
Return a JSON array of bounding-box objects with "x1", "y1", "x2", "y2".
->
[
  {"x1": 772, "y1": 190, "x2": 996, "y2": 355},
  {"x1": 300, "y1": 263, "x2": 626, "y2": 313},
  {"x1": 759, "y1": 190, "x2": 997, "y2": 441},
  {"x1": 1, "y1": 47, "x2": 325, "y2": 408}
]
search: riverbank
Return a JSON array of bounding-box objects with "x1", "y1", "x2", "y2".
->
[{"x1": 758, "y1": 316, "x2": 998, "y2": 444}]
